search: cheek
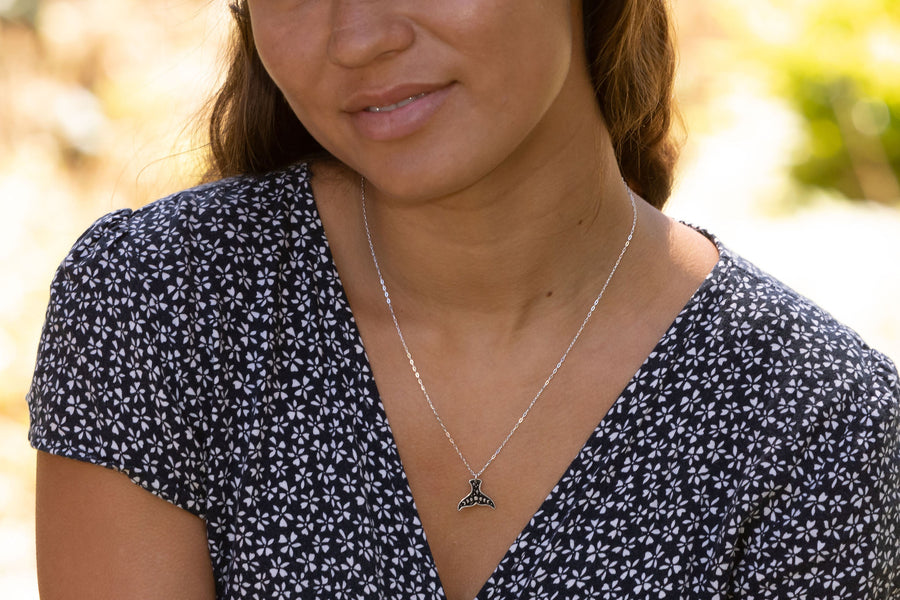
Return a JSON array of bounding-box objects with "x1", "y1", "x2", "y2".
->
[
  {"x1": 447, "y1": 1, "x2": 575, "y2": 96},
  {"x1": 469, "y1": 13, "x2": 576, "y2": 153},
  {"x1": 248, "y1": 4, "x2": 330, "y2": 118}
]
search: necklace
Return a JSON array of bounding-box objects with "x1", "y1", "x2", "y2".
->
[{"x1": 361, "y1": 177, "x2": 637, "y2": 511}]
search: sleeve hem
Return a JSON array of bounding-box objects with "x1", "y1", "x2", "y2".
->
[{"x1": 30, "y1": 438, "x2": 207, "y2": 520}]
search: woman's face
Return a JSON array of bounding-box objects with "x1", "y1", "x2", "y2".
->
[{"x1": 248, "y1": 0, "x2": 595, "y2": 199}]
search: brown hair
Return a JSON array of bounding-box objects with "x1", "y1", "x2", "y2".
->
[{"x1": 205, "y1": 0, "x2": 680, "y2": 208}]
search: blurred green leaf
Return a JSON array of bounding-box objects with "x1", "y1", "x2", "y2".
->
[{"x1": 749, "y1": 0, "x2": 900, "y2": 204}]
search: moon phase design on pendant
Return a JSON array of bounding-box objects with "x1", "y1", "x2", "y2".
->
[{"x1": 457, "y1": 478, "x2": 496, "y2": 511}]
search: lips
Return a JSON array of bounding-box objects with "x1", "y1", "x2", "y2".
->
[
  {"x1": 344, "y1": 82, "x2": 451, "y2": 114},
  {"x1": 346, "y1": 83, "x2": 455, "y2": 142},
  {"x1": 364, "y1": 93, "x2": 428, "y2": 113}
]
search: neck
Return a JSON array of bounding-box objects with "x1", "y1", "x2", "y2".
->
[{"x1": 360, "y1": 125, "x2": 637, "y2": 334}]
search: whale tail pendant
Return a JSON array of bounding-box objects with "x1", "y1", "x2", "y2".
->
[{"x1": 457, "y1": 478, "x2": 496, "y2": 511}]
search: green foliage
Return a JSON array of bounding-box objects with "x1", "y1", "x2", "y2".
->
[
  {"x1": 786, "y1": 77, "x2": 900, "y2": 202},
  {"x1": 755, "y1": 0, "x2": 900, "y2": 204},
  {"x1": 0, "y1": 0, "x2": 39, "y2": 25}
]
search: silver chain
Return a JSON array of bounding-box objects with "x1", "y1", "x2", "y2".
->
[{"x1": 361, "y1": 178, "x2": 637, "y2": 479}]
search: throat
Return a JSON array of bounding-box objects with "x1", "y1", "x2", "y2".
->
[{"x1": 356, "y1": 173, "x2": 636, "y2": 318}]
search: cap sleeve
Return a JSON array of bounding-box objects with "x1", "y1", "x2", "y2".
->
[
  {"x1": 27, "y1": 209, "x2": 207, "y2": 517},
  {"x1": 866, "y1": 353, "x2": 900, "y2": 592}
]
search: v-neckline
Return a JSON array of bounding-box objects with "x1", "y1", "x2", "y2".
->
[{"x1": 296, "y1": 163, "x2": 727, "y2": 597}]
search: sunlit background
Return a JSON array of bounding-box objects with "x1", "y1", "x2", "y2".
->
[{"x1": 2, "y1": 0, "x2": 899, "y2": 595}]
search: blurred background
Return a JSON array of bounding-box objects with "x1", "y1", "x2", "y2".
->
[{"x1": 1, "y1": 0, "x2": 899, "y2": 595}]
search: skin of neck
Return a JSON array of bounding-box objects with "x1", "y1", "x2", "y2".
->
[{"x1": 362, "y1": 117, "x2": 635, "y2": 338}]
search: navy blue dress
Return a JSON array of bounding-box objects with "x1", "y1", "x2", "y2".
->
[{"x1": 29, "y1": 163, "x2": 900, "y2": 598}]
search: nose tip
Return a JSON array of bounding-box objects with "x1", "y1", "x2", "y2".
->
[{"x1": 327, "y1": 5, "x2": 416, "y2": 68}]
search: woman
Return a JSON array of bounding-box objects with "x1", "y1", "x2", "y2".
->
[{"x1": 28, "y1": 1, "x2": 899, "y2": 598}]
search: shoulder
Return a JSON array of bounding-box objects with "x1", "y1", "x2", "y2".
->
[
  {"x1": 79, "y1": 163, "x2": 311, "y2": 256},
  {"x1": 701, "y1": 235, "x2": 888, "y2": 370},
  {"x1": 691, "y1": 233, "x2": 899, "y2": 439},
  {"x1": 53, "y1": 163, "x2": 319, "y2": 296},
  {"x1": 41, "y1": 161, "x2": 325, "y2": 362},
  {"x1": 140, "y1": 160, "x2": 314, "y2": 226}
]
